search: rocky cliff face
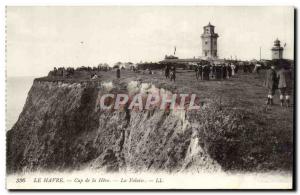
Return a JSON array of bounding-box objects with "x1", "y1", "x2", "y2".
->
[
  {"x1": 7, "y1": 78, "x2": 292, "y2": 174},
  {"x1": 7, "y1": 80, "x2": 220, "y2": 173}
]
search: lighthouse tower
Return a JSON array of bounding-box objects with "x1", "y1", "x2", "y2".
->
[
  {"x1": 201, "y1": 22, "x2": 219, "y2": 59},
  {"x1": 271, "y1": 38, "x2": 284, "y2": 60}
]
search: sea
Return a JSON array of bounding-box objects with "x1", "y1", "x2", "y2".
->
[{"x1": 6, "y1": 76, "x2": 35, "y2": 130}]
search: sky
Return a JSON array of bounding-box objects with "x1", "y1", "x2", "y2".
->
[{"x1": 6, "y1": 6, "x2": 294, "y2": 77}]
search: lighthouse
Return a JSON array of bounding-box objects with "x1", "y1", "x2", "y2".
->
[
  {"x1": 201, "y1": 22, "x2": 219, "y2": 59},
  {"x1": 271, "y1": 38, "x2": 284, "y2": 60}
]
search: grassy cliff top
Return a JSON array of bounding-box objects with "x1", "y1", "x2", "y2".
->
[{"x1": 35, "y1": 69, "x2": 293, "y2": 133}]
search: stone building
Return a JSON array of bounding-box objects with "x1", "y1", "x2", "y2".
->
[
  {"x1": 201, "y1": 22, "x2": 219, "y2": 59},
  {"x1": 271, "y1": 38, "x2": 284, "y2": 60}
]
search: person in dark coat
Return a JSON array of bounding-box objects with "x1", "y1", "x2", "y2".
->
[
  {"x1": 249, "y1": 63, "x2": 255, "y2": 73},
  {"x1": 196, "y1": 65, "x2": 203, "y2": 80},
  {"x1": 243, "y1": 63, "x2": 248, "y2": 73},
  {"x1": 199, "y1": 65, "x2": 203, "y2": 80},
  {"x1": 264, "y1": 65, "x2": 277, "y2": 105},
  {"x1": 215, "y1": 65, "x2": 222, "y2": 80},
  {"x1": 195, "y1": 65, "x2": 199, "y2": 80},
  {"x1": 203, "y1": 65, "x2": 210, "y2": 80},
  {"x1": 170, "y1": 66, "x2": 176, "y2": 82},
  {"x1": 116, "y1": 67, "x2": 121, "y2": 78},
  {"x1": 165, "y1": 65, "x2": 170, "y2": 79},
  {"x1": 222, "y1": 65, "x2": 227, "y2": 79},
  {"x1": 211, "y1": 65, "x2": 216, "y2": 79},
  {"x1": 235, "y1": 64, "x2": 239, "y2": 74},
  {"x1": 277, "y1": 65, "x2": 292, "y2": 107},
  {"x1": 228, "y1": 64, "x2": 232, "y2": 78}
]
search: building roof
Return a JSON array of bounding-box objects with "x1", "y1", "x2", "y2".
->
[
  {"x1": 272, "y1": 38, "x2": 283, "y2": 50},
  {"x1": 274, "y1": 38, "x2": 281, "y2": 46},
  {"x1": 205, "y1": 22, "x2": 215, "y2": 27}
]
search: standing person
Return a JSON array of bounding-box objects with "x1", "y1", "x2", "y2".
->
[
  {"x1": 199, "y1": 65, "x2": 203, "y2": 80},
  {"x1": 264, "y1": 65, "x2": 277, "y2": 105},
  {"x1": 227, "y1": 64, "x2": 232, "y2": 78},
  {"x1": 215, "y1": 65, "x2": 222, "y2": 80},
  {"x1": 277, "y1": 64, "x2": 292, "y2": 107},
  {"x1": 203, "y1": 65, "x2": 210, "y2": 80},
  {"x1": 195, "y1": 65, "x2": 202, "y2": 80},
  {"x1": 231, "y1": 63, "x2": 236, "y2": 76},
  {"x1": 243, "y1": 62, "x2": 248, "y2": 73},
  {"x1": 165, "y1": 65, "x2": 170, "y2": 79},
  {"x1": 170, "y1": 66, "x2": 176, "y2": 82},
  {"x1": 116, "y1": 67, "x2": 121, "y2": 78},
  {"x1": 235, "y1": 63, "x2": 239, "y2": 74},
  {"x1": 249, "y1": 62, "x2": 254, "y2": 73},
  {"x1": 195, "y1": 65, "x2": 200, "y2": 80},
  {"x1": 209, "y1": 64, "x2": 212, "y2": 79},
  {"x1": 222, "y1": 64, "x2": 227, "y2": 79},
  {"x1": 211, "y1": 64, "x2": 216, "y2": 79}
]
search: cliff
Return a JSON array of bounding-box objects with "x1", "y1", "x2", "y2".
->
[{"x1": 7, "y1": 72, "x2": 293, "y2": 174}]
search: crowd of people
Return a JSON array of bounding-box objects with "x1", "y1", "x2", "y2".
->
[
  {"x1": 164, "y1": 65, "x2": 176, "y2": 81},
  {"x1": 194, "y1": 63, "x2": 238, "y2": 81},
  {"x1": 48, "y1": 65, "x2": 113, "y2": 77},
  {"x1": 47, "y1": 60, "x2": 293, "y2": 108},
  {"x1": 48, "y1": 67, "x2": 75, "y2": 77},
  {"x1": 161, "y1": 61, "x2": 260, "y2": 82}
]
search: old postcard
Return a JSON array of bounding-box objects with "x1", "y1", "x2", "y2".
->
[{"x1": 6, "y1": 6, "x2": 294, "y2": 190}]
